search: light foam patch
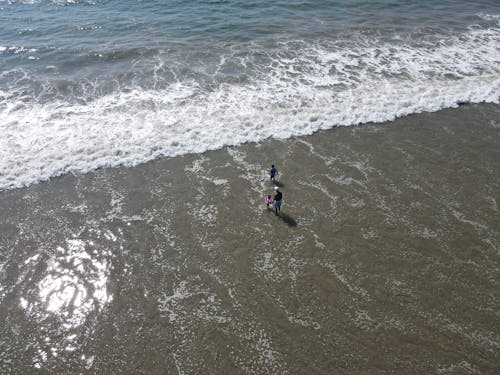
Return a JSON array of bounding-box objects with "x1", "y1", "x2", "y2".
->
[{"x1": 1, "y1": 25, "x2": 499, "y2": 190}]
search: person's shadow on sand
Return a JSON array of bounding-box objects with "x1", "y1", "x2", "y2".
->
[
  {"x1": 279, "y1": 213, "x2": 297, "y2": 227},
  {"x1": 273, "y1": 180, "x2": 285, "y2": 188}
]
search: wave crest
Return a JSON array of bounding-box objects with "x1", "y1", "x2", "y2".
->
[{"x1": 1, "y1": 26, "x2": 499, "y2": 190}]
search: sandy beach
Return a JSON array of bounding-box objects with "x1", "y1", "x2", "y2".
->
[{"x1": 0, "y1": 103, "x2": 499, "y2": 374}]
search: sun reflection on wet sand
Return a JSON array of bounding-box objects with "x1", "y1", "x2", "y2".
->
[
  {"x1": 12, "y1": 228, "x2": 117, "y2": 370},
  {"x1": 36, "y1": 238, "x2": 112, "y2": 327}
]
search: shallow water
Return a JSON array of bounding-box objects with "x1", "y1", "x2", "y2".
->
[
  {"x1": 1, "y1": 0, "x2": 499, "y2": 190},
  {"x1": 0, "y1": 103, "x2": 499, "y2": 373}
]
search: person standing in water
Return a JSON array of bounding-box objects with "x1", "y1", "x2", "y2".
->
[
  {"x1": 270, "y1": 165, "x2": 278, "y2": 181},
  {"x1": 273, "y1": 186, "x2": 282, "y2": 215},
  {"x1": 265, "y1": 195, "x2": 272, "y2": 209}
]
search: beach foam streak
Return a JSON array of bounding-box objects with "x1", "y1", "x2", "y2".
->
[{"x1": 1, "y1": 22, "x2": 499, "y2": 190}]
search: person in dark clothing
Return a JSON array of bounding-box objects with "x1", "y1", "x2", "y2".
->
[
  {"x1": 273, "y1": 186, "x2": 282, "y2": 215},
  {"x1": 269, "y1": 165, "x2": 278, "y2": 181}
]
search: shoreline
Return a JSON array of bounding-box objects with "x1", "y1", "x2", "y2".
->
[{"x1": 0, "y1": 103, "x2": 499, "y2": 373}]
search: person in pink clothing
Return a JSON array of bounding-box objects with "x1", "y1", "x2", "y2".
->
[{"x1": 265, "y1": 195, "x2": 273, "y2": 208}]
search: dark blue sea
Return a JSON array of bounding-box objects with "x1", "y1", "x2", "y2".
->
[{"x1": 1, "y1": 0, "x2": 499, "y2": 189}]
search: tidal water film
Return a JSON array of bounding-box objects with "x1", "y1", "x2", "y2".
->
[{"x1": 1, "y1": 0, "x2": 499, "y2": 373}]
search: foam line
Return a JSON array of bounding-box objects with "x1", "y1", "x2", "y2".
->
[{"x1": 1, "y1": 26, "x2": 499, "y2": 190}]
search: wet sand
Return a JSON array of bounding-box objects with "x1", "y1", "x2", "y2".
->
[{"x1": 0, "y1": 103, "x2": 499, "y2": 374}]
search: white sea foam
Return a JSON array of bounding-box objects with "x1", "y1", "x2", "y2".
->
[
  {"x1": 1, "y1": 25, "x2": 499, "y2": 190},
  {"x1": 477, "y1": 13, "x2": 500, "y2": 22}
]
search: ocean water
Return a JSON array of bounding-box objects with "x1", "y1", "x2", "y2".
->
[
  {"x1": 1, "y1": 103, "x2": 499, "y2": 373},
  {"x1": 1, "y1": 0, "x2": 499, "y2": 190}
]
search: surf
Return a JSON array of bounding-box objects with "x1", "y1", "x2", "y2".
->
[{"x1": 1, "y1": 23, "x2": 499, "y2": 191}]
